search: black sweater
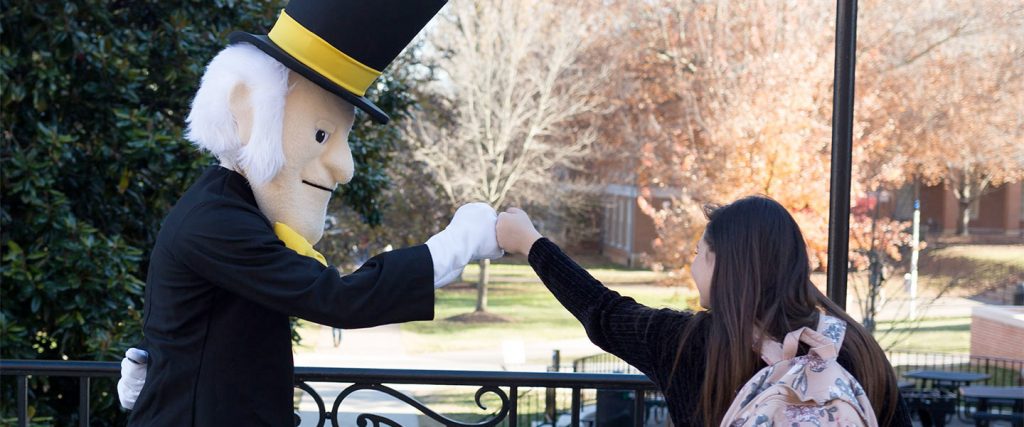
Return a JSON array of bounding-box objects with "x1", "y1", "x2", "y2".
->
[{"x1": 527, "y1": 238, "x2": 912, "y2": 426}]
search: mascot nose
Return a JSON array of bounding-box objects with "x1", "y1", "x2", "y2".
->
[{"x1": 325, "y1": 146, "x2": 354, "y2": 185}]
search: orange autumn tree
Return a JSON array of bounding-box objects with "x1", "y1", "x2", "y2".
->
[
  {"x1": 855, "y1": 0, "x2": 1024, "y2": 236},
  {"x1": 590, "y1": 0, "x2": 1023, "y2": 284},
  {"x1": 591, "y1": 1, "x2": 837, "y2": 277}
]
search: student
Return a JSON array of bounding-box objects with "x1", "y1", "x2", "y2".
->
[{"x1": 496, "y1": 196, "x2": 912, "y2": 426}]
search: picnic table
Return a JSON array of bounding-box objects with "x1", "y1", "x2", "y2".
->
[
  {"x1": 904, "y1": 370, "x2": 991, "y2": 393},
  {"x1": 902, "y1": 370, "x2": 992, "y2": 426},
  {"x1": 960, "y1": 386, "x2": 1024, "y2": 427}
]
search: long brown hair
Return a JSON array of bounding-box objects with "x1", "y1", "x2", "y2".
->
[{"x1": 675, "y1": 196, "x2": 900, "y2": 426}]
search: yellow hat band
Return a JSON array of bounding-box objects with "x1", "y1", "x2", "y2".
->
[{"x1": 268, "y1": 10, "x2": 381, "y2": 97}]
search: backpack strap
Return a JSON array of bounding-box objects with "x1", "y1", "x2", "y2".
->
[
  {"x1": 759, "y1": 313, "x2": 847, "y2": 364},
  {"x1": 815, "y1": 313, "x2": 847, "y2": 349}
]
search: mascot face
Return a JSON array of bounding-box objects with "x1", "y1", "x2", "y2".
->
[{"x1": 230, "y1": 71, "x2": 356, "y2": 244}]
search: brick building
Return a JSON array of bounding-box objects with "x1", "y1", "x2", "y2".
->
[
  {"x1": 598, "y1": 179, "x2": 1022, "y2": 268},
  {"x1": 970, "y1": 305, "x2": 1024, "y2": 360},
  {"x1": 600, "y1": 184, "x2": 671, "y2": 267},
  {"x1": 919, "y1": 182, "x2": 1023, "y2": 237}
]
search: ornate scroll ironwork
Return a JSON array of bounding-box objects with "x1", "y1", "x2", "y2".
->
[
  {"x1": 1, "y1": 360, "x2": 658, "y2": 427},
  {"x1": 293, "y1": 382, "x2": 509, "y2": 427}
]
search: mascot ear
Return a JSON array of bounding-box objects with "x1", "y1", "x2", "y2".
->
[
  {"x1": 185, "y1": 44, "x2": 288, "y2": 185},
  {"x1": 229, "y1": 84, "x2": 254, "y2": 149}
]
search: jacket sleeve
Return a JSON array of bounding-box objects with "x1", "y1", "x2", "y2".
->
[
  {"x1": 527, "y1": 238, "x2": 692, "y2": 376},
  {"x1": 172, "y1": 199, "x2": 434, "y2": 329}
]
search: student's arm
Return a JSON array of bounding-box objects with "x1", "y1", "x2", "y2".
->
[
  {"x1": 526, "y1": 237, "x2": 692, "y2": 375},
  {"x1": 498, "y1": 207, "x2": 691, "y2": 374}
]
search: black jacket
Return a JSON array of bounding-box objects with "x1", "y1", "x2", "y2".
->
[{"x1": 128, "y1": 167, "x2": 434, "y2": 426}]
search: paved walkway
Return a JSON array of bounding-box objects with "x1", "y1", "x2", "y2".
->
[{"x1": 845, "y1": 295, "x2": 983, "y2": 321}]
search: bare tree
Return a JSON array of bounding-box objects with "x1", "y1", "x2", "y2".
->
[{"x1": 405, "y1": 0, "x2": 612, "y2": 314}]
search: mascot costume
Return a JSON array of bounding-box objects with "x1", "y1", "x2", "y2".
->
[{"x1": 115, "y1": 0, "x2": 502, "y2": 424}]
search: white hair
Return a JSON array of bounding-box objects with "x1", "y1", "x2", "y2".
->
[{"x1": 185, "y1": 43, "x2": 290, "y2": 185}]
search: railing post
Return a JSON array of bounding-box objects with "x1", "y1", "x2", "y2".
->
[
  {"x1": 546, "y1": 350, "x2": 560, "y2": 423},
  {"x1": 571, "y1": 387, "x2": 581, "y2": 427},
  {"x1": 509, "y1": 385, "x2": 519, "y2": 427},
  {"x1": 634, "y1": 389, "x2": 644, "y2": 427},
  {"x1": 79, "y1": 377, "x2": 90, "y2": 427},
  {"x1": 17, "y1": 375, "x2": 28, "y2": 427}
]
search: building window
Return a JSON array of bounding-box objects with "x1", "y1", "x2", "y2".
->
[{"x1": 618, "y1": 198, "x2": 627, "y2": 249}]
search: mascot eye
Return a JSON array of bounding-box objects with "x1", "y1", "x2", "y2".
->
[{"x1": 315, "y1": 129, "x2": 329, "y2": 144}]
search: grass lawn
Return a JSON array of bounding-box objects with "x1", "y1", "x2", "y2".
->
[
  {"x1": 927, "y1": 245, "x2": 1024, "y2": 269},
  {"x1": 295, "y1": 249, "x2": 996, "y2": 356},
  {"x1": 459, "y1": 260, "x2": 669, "y2": 284},
  {"x1": 400, "y1": 261, "x2": 693, "y2": 354},
  {"x1": 917, "y1": 244, "x2": 1024, "y2": 297},
  {"x1": 404, "y1": 255, "x2": 975, "y2": 355},
  {"x1": 875, "y1": 317, "x2": 971, "y2": 353}
]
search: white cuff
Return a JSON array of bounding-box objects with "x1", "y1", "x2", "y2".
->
[{"x1": 426, "y1": 230, "x2": 469, "y2": 288}]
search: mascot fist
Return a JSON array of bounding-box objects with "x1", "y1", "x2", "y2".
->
[
  {"x1": 426, "y1": 203, "x2": 503, "y2": 287},
  {"x1": 117, "y1": 348, "x2": 149, "y2": 410}
]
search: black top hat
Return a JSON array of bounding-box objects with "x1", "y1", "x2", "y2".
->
[{"x1": 230, "y1": 0, "x2": 447, "y2": 124}]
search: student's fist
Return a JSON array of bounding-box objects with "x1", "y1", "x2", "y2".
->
[{"x1": 497, "y1": 208, "x2": 543, "y2": 256}]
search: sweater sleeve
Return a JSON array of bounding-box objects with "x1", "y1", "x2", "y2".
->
[
  {"x1": 528, "y1": 238, "x2": 692, "y2": 376},
  {"x1": 173, "y1": 199, "x2": 435, "y2": 329}
]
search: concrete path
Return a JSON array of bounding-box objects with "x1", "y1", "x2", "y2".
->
[{"x1": 845, "y1": 295, "x2": 984, "y2": 321}]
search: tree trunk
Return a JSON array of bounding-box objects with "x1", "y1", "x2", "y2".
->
[
  {"x1": 864, "y1": 189, "x2": 883, "y2": 333},
  {"x1": 957, "y1": 201, "x2": 971, "y2": 236},
  {"x1": 475, "y1": 258, "x2": 490, "y2": 312},
  {"x1": 955, "y1": 180, "x2": 973, "y2": 236}
]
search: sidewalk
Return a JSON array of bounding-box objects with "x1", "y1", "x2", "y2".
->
[{"x1": 845, "y1": 295, "x2": 983, "y2": 321}]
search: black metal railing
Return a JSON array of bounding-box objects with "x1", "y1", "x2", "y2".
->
[
  {"x1": 574, "y1": 350, "x2": 1024, "y2": 387},
  {"x1": 887, "y1": 351, "x2": 1024, "y2": 386},
  {"x1": 0, "y1": 360, "x2": 658, "y2": 427},
  {"x1": 573, "y1": 353, "x2": 640, "y2": 375},
  {"x1": 570, "y1": 353, "x2": 670, "y2": 426}
]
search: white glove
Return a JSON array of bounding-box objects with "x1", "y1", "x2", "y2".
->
[
  {"x1": 425, "y1": 203, "x2": 504, "y2": 287},
  {"x1": 117, "y1": 347, "x2": 149, "y2": 410}
]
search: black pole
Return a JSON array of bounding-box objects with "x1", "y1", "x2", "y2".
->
[{"x1": 827, "y1": 0, "x2": 858, "y2": 310}]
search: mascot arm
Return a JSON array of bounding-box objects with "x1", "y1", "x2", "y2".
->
[
  {"x1": 174, "y1": 201, "x2": 434, "y2": 329},
  {"x1": 425, "y1": 203, "x2": 504, "y2": 287}
]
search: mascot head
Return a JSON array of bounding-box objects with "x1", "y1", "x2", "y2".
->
[{"x1": 184, "y1": 0, "x2": 446, "y2": 244}]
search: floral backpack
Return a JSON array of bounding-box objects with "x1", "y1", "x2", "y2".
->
[{"x1": 720, "y1": 314, "x2": 878, "y2": 427}]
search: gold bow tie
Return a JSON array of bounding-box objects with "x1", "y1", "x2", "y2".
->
[{"x1": 273, "y1": 222, "x2": 328, "y2": 266}]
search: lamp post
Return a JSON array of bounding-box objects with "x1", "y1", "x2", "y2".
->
[{"x1": 827, "y1": 0, "x2": 859, "y2": 310}]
